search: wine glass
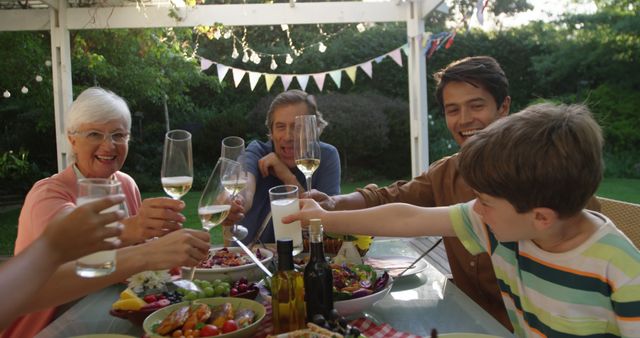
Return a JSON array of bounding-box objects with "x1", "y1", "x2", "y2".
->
[
  {"x1": 220, "y1": 136, "x2": 249, "y2": 242},
  {"x1": 189, "y1": 157, "x2": 241, "y2": 280},
  {"x1": 161, "y1": 130, "x2": 193, "y2": 200},
  {"x1": 294, "y1": 115, "x2": 321, "y2": 193}
]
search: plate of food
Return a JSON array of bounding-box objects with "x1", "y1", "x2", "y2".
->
[
  {"x1": 143, "y1": 297, "x2": 266, "y2": 338},
  {"x1": 363, "y1": 255, "x2": 428, "y2": 278},
  {"x1": 183, "y1": 246, "x2": 274, "y2": 282}
]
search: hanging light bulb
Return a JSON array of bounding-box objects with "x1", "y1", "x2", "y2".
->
[
  {"x1": 253, "y1": 54, "x2": 261, "y2": 64},
  {"x1": 35, "y1": 75, "x2": 43, "y2": 82},
  {"x1": 213, "y1": 29, "x2": 222, "y2": 39},
  {"x1": 223, "y1": 30, "x2": 231, "y2": 39},
  {"x1": 270, "y1": 57, "x2": 278, "y2": 70},
  {"x1": 231, "y1": 47, "x2": 239, "y2": 59},
  {"x1": 45, "y1": 60, "x2": 52, "y2": 67},
  {"x1": 318, "y1": 42, "x2": 327, "y2": 53},
  {"x1": 21, "y1": 86, "x2": 28, "y2": 94},
  {"x1": 357, "y1": 23, "x2": 366, "y2": 33},
  {"x1": 285, "y1": 54, "x2": 293, "y2": 64},
  {"x1": 281, "y1": 24, "x2": 289, "y2": 31},
  {"x1": 3, "y1": 90, "x2": 10, "y2": 98},
  {"x1": 242, "y1": 50, "x2": 249, "y2": 63}
]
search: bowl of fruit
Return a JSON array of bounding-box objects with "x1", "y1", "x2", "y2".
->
[
  {"x1": 183, "y1": 247, "x2": 274, "y2": 282},
  {"x1": 143, "y1": 297, "x2": 266, "y2": 338}
]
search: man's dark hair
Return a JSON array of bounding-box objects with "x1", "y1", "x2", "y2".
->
[{"x1": 434, "y1": 56, "x2": 509, "y2": 113}]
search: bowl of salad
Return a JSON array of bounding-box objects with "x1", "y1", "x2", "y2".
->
[{"x1": 258, "y1": 263, "x2": 392, "y2": 317}]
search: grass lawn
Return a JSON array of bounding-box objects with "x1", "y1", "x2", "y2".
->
[{"x1": 1, "y1": 177, "x2": 638, "y2": 255}]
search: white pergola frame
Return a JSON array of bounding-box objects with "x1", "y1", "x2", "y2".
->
[{"x1": 0, "y1": 0, "x2": 441, "y2": 177}]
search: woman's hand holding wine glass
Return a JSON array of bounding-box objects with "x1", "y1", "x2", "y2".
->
[{"x1": 294, "y1": 115, "x2": 321, "y2": 193}]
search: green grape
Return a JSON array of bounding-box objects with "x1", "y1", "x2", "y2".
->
[
  {"x1": 214, "y1": 284, "x2": 227, "y2": 296},
  {"x1": 184, "y1": 292, "x2": 197, "y2": 301},
  {"x1": 200, "y1": 280, "x2": 212, "y2": 289},
  {"x1": 204, "y1": 286, "x2": 215, "y2": 297}
]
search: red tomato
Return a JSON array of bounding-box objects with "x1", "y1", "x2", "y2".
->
[
  {"x1": 221, "y1": 320, "x2": 239, "y2": 333},
  {"x1": 199, "y1": 324, "x2": 220, "y2": 337}
]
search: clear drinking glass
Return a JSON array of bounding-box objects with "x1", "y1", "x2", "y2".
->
[
  {"x1": 220, "y1": 136, "x2": 249, "y2": 243},
  {"x1": 269, "y1": 184, "x2": 303, "y2": 255},
  {"x1": 161, "y1": 129, "x2": 194, "y2": 200},
  {"x1": 75, "y1": 178, "x2": 127, "y2": 278},
  {"x1": 294, "y1": 115, "x2": 321, "y2": 192}
]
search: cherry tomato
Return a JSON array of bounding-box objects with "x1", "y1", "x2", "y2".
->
[
  {"x1": 221, "y1": 320, "x2": 239, "y2": 333},
  {"x1": 143, "y1": 294, "x2": 157, "y2": 303},
  {"x1": 199, "y1": 324, "x2": 220, "y2": 337}
]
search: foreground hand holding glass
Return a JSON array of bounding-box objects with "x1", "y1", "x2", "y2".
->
[
  {"x1": 75, "y1": 178, "x2": 128, "y2": 277},
  {"x1": 269, "y1": 184, "x2": 303, "y2": 255}
]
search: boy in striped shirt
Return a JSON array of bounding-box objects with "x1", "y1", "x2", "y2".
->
[{"x1": 285, "y1": 102, "x2": 640, "y2": 337}]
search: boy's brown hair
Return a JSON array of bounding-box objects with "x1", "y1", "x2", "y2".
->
[
  {"x1": 458, "y1": 102, "x2": 603, "y2": 218},
  {"x1": 434, "y1": 56, "x2": 509, "y2": 114}
]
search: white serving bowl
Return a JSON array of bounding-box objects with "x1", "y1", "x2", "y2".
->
[
  {"x1": 182, "y1": 246, "x2": 274, "y2": 282},
  {"x1": 334, "y1": 275, "x2": 393, "y2": 317}
]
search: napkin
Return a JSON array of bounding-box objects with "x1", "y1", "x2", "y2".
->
[{"x1": 351, "y1": 318, "x2": 425, "y2": 338}]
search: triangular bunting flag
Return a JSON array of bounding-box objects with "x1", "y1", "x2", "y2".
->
[
  {"x1": 374, "y1": 55, "x2": 385, "y2": 63},
  {"x1": 359, "y1": 61, "x2": 373, "y2": 78},
  {"x1": 265, "y1": 74, "x2": 277, "y2": 91},
  {"x1": 328, "y1": 70, "x2": 342, "y2": 89},
  {"x1": 200, "y1": 58, "x2": 213, "y2": 71},
  {"x1": 248, "y1": 72, "x2": 261, "y2": 91},
  {"x1": 296, "y1": 75, "x2": 310, "y2": 91},
  {"x1": 345, "y1": 66, "x2": 357, "y2": 84},
  {"x1": 445, "y1": 32, "x2": 456, "y2": 49},
  {"x1": 281, "y1": 75, "x2": 294, "y2": 91},
  {"x1": 232, "y1": 68, "x2": 246, "y2": 88},
  {"x1": 312, "y1": 73, "x2": 326, "y2": 91},
  {"x1": 388, "y1": 49, "x2": 403, "y2": 67},
  {"x1": 216, "y1": 64, "x2": 229, "y2": 83},
  {"x1": 401, "y1": 43, "x2": 410, "y2": 56}
]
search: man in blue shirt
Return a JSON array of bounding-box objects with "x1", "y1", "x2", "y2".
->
[{"x1": 230, "y1": 90, "x2": 341, "y2": 245}]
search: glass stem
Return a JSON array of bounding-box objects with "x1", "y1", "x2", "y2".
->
[{"x1": 305, "y1": 175, "x2": 312, "y2": 192}]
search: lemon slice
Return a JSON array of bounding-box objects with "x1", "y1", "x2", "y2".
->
[
  {"x1": 112, "y1": 296, "x2": 146, "y2": 311},
  {"x1": 119, "y1": 288, "x2": 138, "y2": 300}
]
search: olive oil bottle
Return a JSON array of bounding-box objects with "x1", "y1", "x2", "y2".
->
[
  {"x1": 272, "y1": 238, "x2": 306, "y2": 333},
  {"x1": 304, "y1": 219, "x2": 334, "y2": 320}
]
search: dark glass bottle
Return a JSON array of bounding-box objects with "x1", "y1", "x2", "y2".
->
[
  {"x1": 272, "y1": 238, "x2": 306, "y2": 334},
  {"x1": 304, "y1": 219, "x2": 334, "y2": 321}
]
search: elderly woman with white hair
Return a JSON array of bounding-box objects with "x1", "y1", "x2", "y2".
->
[{"x1": 5, "y1": 87, "x2": 211, "y2": 338}]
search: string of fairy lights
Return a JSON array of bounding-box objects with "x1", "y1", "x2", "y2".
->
[
  {"x1": 2, "y1": 60, "x2": 50, "y2": 99},
  {"x1": 199, "y1": 22, "x2": 367, "y2": 70}
]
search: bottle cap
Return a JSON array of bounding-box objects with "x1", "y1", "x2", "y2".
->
[
  {"x1": 309, "y1": 219, "x2": 322, "y2": 235},
  {"x1": 276, "y1": 238, "x2": 293, "y2": 254}
]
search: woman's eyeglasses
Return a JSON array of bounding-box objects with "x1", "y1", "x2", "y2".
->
[{"x1": 73, "y1": 130, "x2": 130, "y2": 144}]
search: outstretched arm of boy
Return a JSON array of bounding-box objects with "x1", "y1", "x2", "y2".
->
[{"x1": 282, "y1": 198, "x2": 456, "y2": 238}]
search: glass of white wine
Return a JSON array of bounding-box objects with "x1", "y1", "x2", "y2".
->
[
  {"x1": 189, "y1": 157, "x2": 240, "y2": 280},
  {"x1": 220, "y1": 136, "x2": 249, "y2": 242},
  {"x1": 161, "y1": 129, "x2": 193, "y2": 200},
  {"x1": 294, "y1": 115, "x2": 321, "y2": 192}
]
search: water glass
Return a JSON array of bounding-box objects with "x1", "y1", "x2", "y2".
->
[
  {"x1": 269, "y1": 185, "x2": 303, "y2": 255},
  {"x1": 75, "y1": 178, "x2": 126, "y2": 277}
]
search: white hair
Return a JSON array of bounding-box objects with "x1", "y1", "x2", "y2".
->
[{"x1": 66, "y1": 87, "x2": 131, "y2": 134}]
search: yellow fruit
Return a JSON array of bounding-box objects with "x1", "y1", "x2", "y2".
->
[
  {"x1": 119, "y1": 288, "x2": 138, "y2": 300},
  {"x1": 112, "y1": 296, "x2": 146, "y2": 311}
]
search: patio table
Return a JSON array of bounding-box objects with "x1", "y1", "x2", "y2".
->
[{"x1": 36, "y1": 238, "x2": 513, "y2": 337}]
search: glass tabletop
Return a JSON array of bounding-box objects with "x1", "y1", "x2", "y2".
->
[{"x1": 36, "y1": 237, "x2": 513, "y2": 338}]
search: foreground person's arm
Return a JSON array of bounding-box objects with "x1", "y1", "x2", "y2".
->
[
  {"x1": 0, "y1": 196, "x2": 125, "y2": 330},
  {"x1": 283, "y1": 198, "x2": 456, "y2": 238},
  {"x1": 23, "y1": 228, "x2": 210, "y2": 314}
]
